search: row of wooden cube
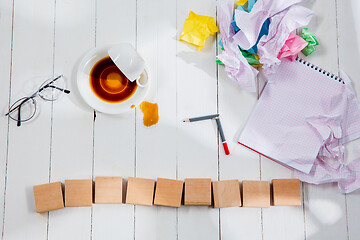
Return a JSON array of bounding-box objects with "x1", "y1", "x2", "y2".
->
[{"x1": 33, "y1": 177, "x2": 301, "y2": 213}]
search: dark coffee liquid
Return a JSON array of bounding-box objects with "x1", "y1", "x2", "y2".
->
[{"x1": 89, "y1": 56, "x2": 137, "y2": 103}]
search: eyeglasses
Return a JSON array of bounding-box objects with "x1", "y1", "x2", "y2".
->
[{"x1": 5, "y1": 75, "x2": 70, "y2": 126}]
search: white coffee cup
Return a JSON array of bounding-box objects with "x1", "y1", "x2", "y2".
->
[{"x1": 108, "y1": 43, "x2": 148, "y2": 87}]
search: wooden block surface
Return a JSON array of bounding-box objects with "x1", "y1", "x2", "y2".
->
[
  {"x1": 184, "y1": 178, "x2": 211, "y2": 206},
  {"x1": 95, "y1": 177, "x2": 122, "y2": 204},
  {"x1": 126, "y1": 177, "x2": 155, "y2": 206},
  {"x1": 242, "y1": 180, "x2": 270, "y2": 208},
  {"x1": 65, "y1": 179, "x2": 93, "y2": 207},
  {"x1": 272, "y1": 179, "x2": 301, "y2": 206},
  {"x1": 154, "y1": 178, "x2": 183, "y2": 207},
  {"x1": 33, "y1": 182, "x2": 64, "y2": 213},
  {"x1": 212, "y1": 180, "x2": 241, "y2": 208}
]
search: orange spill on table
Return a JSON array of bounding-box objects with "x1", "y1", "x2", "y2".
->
[{"x1": 140, "y1": 101, "x2": 159, "y2": 127}]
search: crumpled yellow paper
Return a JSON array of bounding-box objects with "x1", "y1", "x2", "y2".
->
[
  {"x1": 236, "y1": 0, "x2": 248, "y2": 6},
  {"x1": 179, "y1": 11, "x2": 218, "y2": 50}
]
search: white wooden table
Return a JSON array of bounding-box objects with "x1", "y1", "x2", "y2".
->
[{"x1": 1, "y1": 0, "x2": 360, "y2": 239}]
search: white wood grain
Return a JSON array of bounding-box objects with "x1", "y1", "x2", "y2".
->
[
  {"x1": 336, "y1": 0, "x2": 360, "y2": 239},
  {"x1": 1, "y1": 0, "x2": 359, "y2": 239},
  {"x1": 0, "y1": 0, "x2": 13, "y2": 237},
  {"x1": 48, "y1": 0, "x2": 95, "y2": 239},
  {"x1": 2, "y1": 0, "x2": 55, "y2": 239},
  {"x1": 91, "y1": 0, "x2": 137, "y2": 239},
  {"x1": 217, "y1": 2, "x2": 262, "y2": 238},
  {"x1": 218, "y1": 63, "x2": 262, "y2": 239},
  {"x1": 135, "y1": 0, "x2": 178, "y2": 239},
  {"x1": 299, "y1": 0, "x2": 348, "y2": 239},
  {"x1": 337, "y1": 0, "x2": 360, "y2": 168},
  {"x1": 259, "y1": 39, "x2": 304, "y2": 239},
  {"x1": 261, "y1": 160, "x2": 305, "y2": 240},
  {"x1": 176, "y1": 0, "x2": 219, "y2": 239}
]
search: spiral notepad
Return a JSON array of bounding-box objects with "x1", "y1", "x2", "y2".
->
[
  {"x1": 238, "y1": 58, "x2": 360, "y2": 174},
  {"x1": 296, "y1": 57, "x2": 345, "y2": 84}
]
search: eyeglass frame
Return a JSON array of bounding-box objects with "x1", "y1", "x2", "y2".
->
[{"x1": 5, "y1": 75, "x2": 70, "y2": 126}]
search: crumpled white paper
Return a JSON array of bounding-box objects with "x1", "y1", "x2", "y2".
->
[
  {"x1": 257, "y1": 5, "x2": 313, "y2": 73},
  {"x1": 217, "y1": 0, "x2": 258, "y2": 92},
  {"x1": 233, "y1": 0, "x2": 304, "y2": 50}
]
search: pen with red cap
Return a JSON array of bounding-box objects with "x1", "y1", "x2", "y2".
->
[
  {"x1": 213, "y1": 116, "x2": 230, "y2": 155},
  {"x1": 183, "y1": 114, "x2": 230, "y2": 155}
]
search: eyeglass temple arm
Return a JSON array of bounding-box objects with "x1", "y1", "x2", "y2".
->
[
  {"x1": 48, "y1": 85, "x2": 70, "y2": 94},
  {"x1": 17, "y1": 104, "x2": 21, "y2": 127},
  {"x1": 5, "y1": 97, "x2": 31, "y2": 116},
  {"x1": 37, "y1": 75, "x2": 63, "y2": 93}
]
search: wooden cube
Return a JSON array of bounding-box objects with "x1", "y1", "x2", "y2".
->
[
  {"x1": 184, "y1": 178, "x2": 211, "y2": 206},
  {"x1": 242, "y1": 180, "x2": 270, "y2": 208},
  {"x1": 272, "y1": 179, "x2": 301, "y2": 206},
  {"x1": 95, "y1": 177, "x2": 122, "y2": 204},
  {"x1": 154, "y1": 178, "x2": 183, "y2": 208},
  {"x1": 65, "y1": 179, "x2": 93, "y2": 207},
  {"x1": 212, "y1": 180, "x2": 241, "y2": 208},
  {"x1": 33, "y1": 182, "x2": 64, "y2": 213},
  {"x1": 126, "y1": 177, "x2": 155, "y2": 206}
]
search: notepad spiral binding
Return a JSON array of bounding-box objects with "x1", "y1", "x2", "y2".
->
[{"x1": 295, "y1": 57, "x2": 344, "y2": 84}]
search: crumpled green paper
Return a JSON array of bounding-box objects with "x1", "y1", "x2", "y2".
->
[
  {"x1": 241, "y1": 49, "x2": 262, "y2": 67},
  {"x1": 300, "y1": 28, "x2": 319, "y2": 56},
  {"x1": 217, "y1": 48, "x2": 261, "y2": 67},
  {"x1": 180, "y1": 11, "x2": 218, "y2": 50}
]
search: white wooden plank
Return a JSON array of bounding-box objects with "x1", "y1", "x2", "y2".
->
[
  {"x1": 136, "y1": 0, "x2": 177, "y2": 181},
  {"x1": 261, "y1": 159, "x2": 305, "y2": 240},
  {"x1": 91, "y1": 0, "x2": 136, "y2": 239},
  {"x1": 135, "y1": 0, "x2": 177, "y2": 238},
  {"x1": 218, "y1": 64, "x2": 262, "y2": 239},
  {"x1": 298, "y1": 0, "x2": 339, "y2": 74},
  {"x1": 336, "y1": 0, "x2": 360, "y2": 239},
  {"x1": 48, "y1": 0, "x2": 95, "y2": 239},
  {"x1": 0, "y1": 0, "x2": 13, "y2": 236},
  {"x1": 337, "y1": 0, "x2": 360, "y2": 167},
  {"x1": 217, "y1": 1, "x2": 262, "y2": 237},
  {"x1": 259, "y1": 28, "x2": 304, "y2": 240},
  {"x1": 299, "y1": 0, "x2": 348, "y2": 239},
  {"x1": 2, "y1": 0, "x2": 55, "y2": 239},
  {"x1": 176, "y1": 0, "x2": 219, "y2": 239}
]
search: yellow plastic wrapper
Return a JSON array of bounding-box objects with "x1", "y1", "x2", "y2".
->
[
  {"x1": 236, "y1": 0, "x2": 248, "y2": 5},
  {"x1": 180, "y1": 11, "x2": 218, "y2": 50}
]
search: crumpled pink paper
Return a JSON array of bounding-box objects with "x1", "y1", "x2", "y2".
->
[
  {"x1": 307, "y1": 116, "x2": 344, "y2": 164},
  {"x1": 239, "y1": 59, "x2": 360, "y2": 193},
  {"x1": 257, "y1": 5, "x2": 313, "y2": 73},
  {"x1": 293, "y1": 73, "x2": 360, "y2": 194},
  {"x1": 294, "y1": 156, "x2": 360, "y2": 193},
  {"x1": 217, "y1": 0, "x2": 258, "y2": 92},
  {"x1": 233, "y1": 0, "x2": 304, "y2": 50},
  {"x1": 277, "y1": 33, "x2": 308, "y2": 61}
]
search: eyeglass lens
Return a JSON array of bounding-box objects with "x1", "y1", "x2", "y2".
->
[
  {"x1": 7, "y1": 97, "x2": 37, "y2": 126},
  {"x1": 38, "y1": 75, "x2": 69, "y2": 101}
]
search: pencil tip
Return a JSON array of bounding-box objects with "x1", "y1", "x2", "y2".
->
[{"x1": 183, "y1": 119, "x2": 190, "y2": 122}]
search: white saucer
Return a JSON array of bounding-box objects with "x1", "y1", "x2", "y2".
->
[{"x1": 77, "y1": 45, "x2": 150, "y2": 114}]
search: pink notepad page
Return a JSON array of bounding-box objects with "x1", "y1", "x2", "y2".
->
[{"x1": 238, "y1": 58, "x2": 360, "y2": 174}]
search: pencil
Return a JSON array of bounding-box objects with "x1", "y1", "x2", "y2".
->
[
  {"x1": 215, "y1": 117, "x2": 230, "y2": 155},
  {"x1": 183, "y1": 114, "x2": 219, "y2": 122}
]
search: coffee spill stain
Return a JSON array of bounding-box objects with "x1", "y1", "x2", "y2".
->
[
  {"x1": 140, "y1": 101, "x2": 159, "y2": 127},
  {"x1": 131, "y1": 105, "x2": 135, "y2": 109}
]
